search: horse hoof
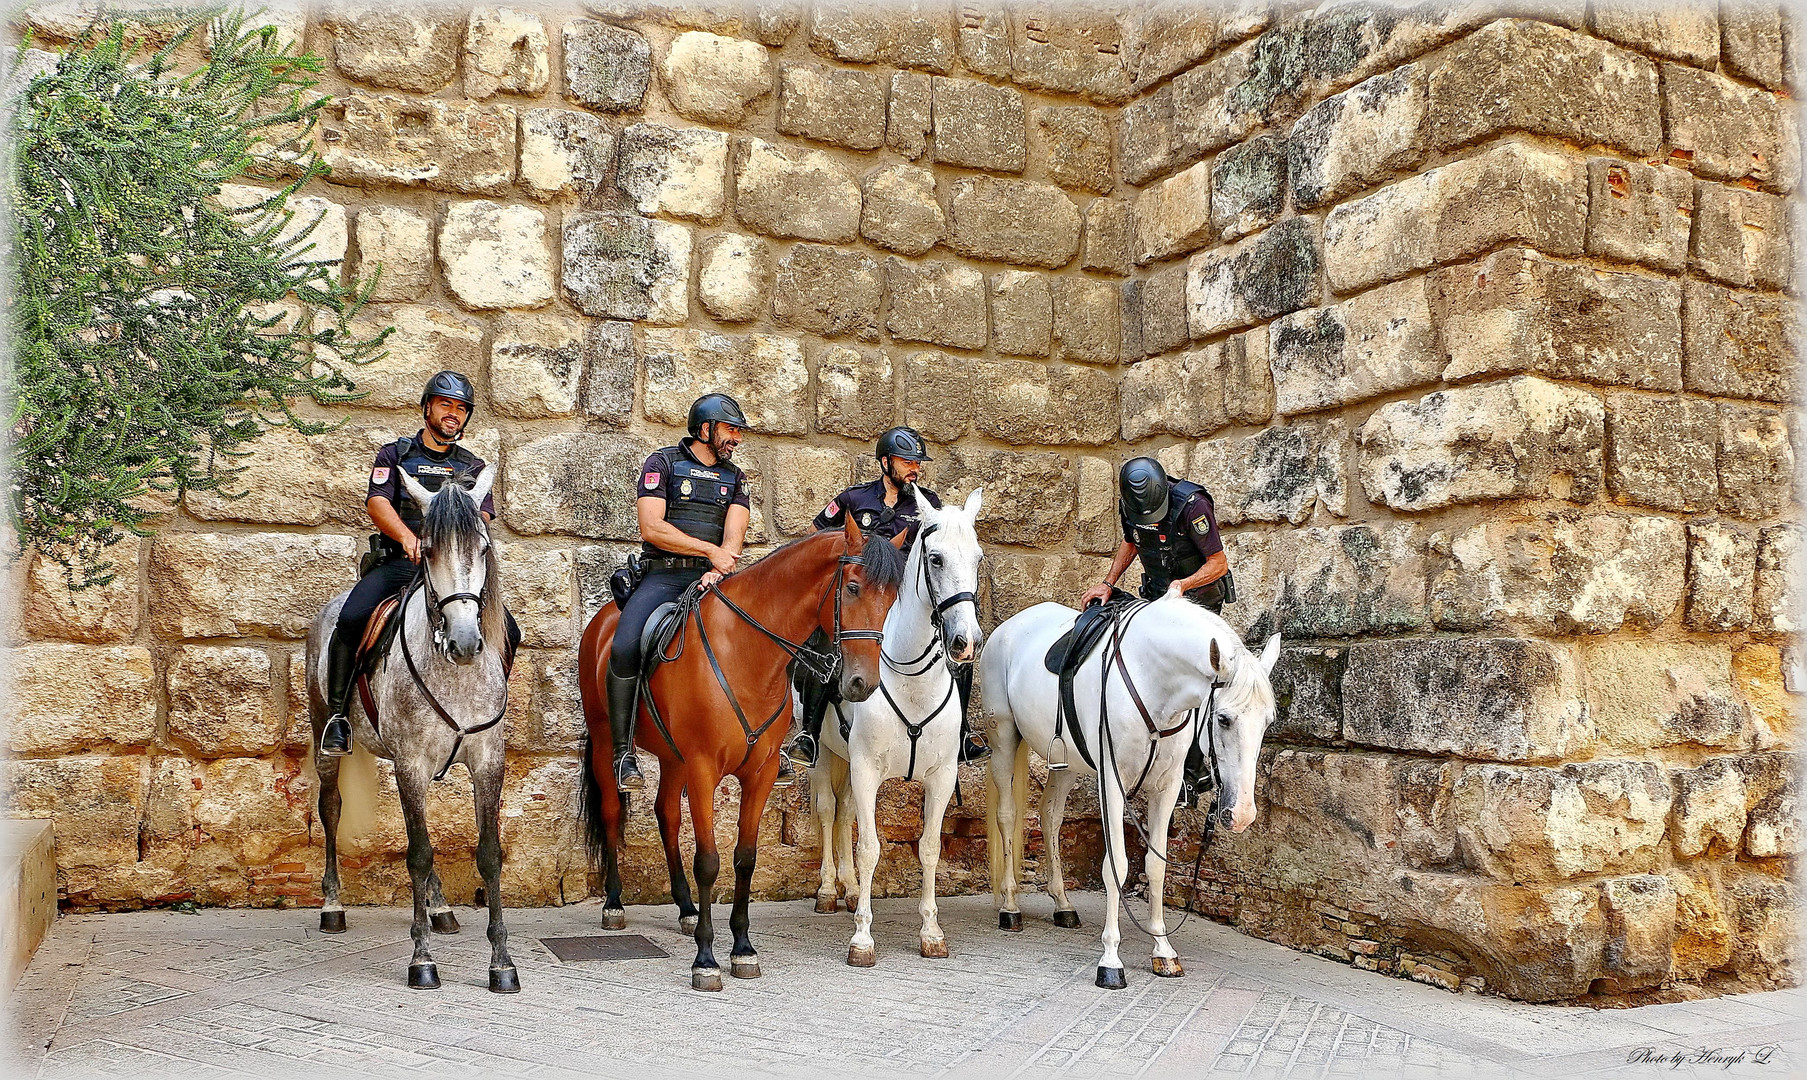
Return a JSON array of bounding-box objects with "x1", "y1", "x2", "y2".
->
[
  {"x1": 1096, "y1": 966, "x2": 1127, "y2": 990},
  {"x1": 998, "y1": 911, "x2": 1023, "y2": 933},
  {"x1": 430, "y1": 910, "x2": 460, "y2": 935},
  {"x1": 679, "y1": 915, "x2": 699, "y2": 935},
  {"x1": 731, "y1": 955, "x2": 761, "y2": 979},
  {"x1": 814, "y1": 896, "x2": 838, "y2": 914},
  {"x1": 408, "y1": 963, "x2": 441, "y2": 990},
  {"x1": 692, "y1": 968, "x2": 723, "y2": 992},
  {"x1": 1152, "y1": 956, "x2": 1184, "y2": 979},
  {"x1": 318, "y1": 910, "x2": 346, "y2": 934},
  {"x1": 920, "y1": 939, "x2": 949, "y2": 959},
  {"x1": 847, "y1": 945, "x2": 876, "y2": 968},
  {"x1": 490, "y1": 966, "x2": 520, "y2": 994},
  {"x1": 601, "y1": 908, "x2": 627, "y2": 931},
  {"x1": 1052, "y1": 910, "x2": 1081, "y2": 929}
]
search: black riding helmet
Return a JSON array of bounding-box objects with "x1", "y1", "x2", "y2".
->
[
  {"x1": 1119, "y1": 457, "x2": 1172, "y2": 526},
  {"x1": 688, "y1": 392, "x2": 749, "y2": 437},
  {"x1": 875, "y1": 425, "x2": 933, "y2": 462},
  {"x1": 420, "y1": 370, "x2": 477, "y2": 415}
]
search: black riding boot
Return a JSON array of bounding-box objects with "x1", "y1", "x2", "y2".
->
[
  {"x1": 607, "y1": 668, "x2": 646, "y2": 793},
  {"x1": 1179, "y1": 740, "x2": 1209, "y2": 811},
  {"x1": 953, "y1": 664, "x2": 989, "y2": 764},
  {"x1": 320, "y1": 626, "x2": 358, "y2": 757},
  {"x1": 790, "y1": 676, "x2": 834, "y2": 767}
]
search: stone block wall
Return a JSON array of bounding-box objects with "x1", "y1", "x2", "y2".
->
[{"x1": 3, "y1": 1, "x2": 1799, "y2": 1002}]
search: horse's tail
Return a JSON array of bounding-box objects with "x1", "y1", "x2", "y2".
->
[
  {"x1": 578, "y1": 732, "x2": 610, "y2": 874},
  {"x1": 986, "y1": 734, "x2": 1031, "y2": 903}
]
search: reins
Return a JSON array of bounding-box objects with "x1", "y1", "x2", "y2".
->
[{"x1": 393, "y1": 556, "x2": 508, "y2": 783}]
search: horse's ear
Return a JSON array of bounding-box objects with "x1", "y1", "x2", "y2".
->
[
  {"x1": 963, "y1": 487, "x2": 982, "y2": 518},
  {"x1": 843, "y1": 509, "x2": 866, "y2": 550},
  {"x1": 1208, "y1": 637, "x2": 1223, "y2": 675},
  {"x1": 890, "y1": 529, "x2": 908, "y2": 550},
  {"x1": 400, "y1": 469, "x2": 434, "y2": 509},
  {"x1": 1259, "y1": 633, "x2": 1282, "y2": 675},
  {"x1": 469, "y1": 464, "x2": 495, "y2": 507}
]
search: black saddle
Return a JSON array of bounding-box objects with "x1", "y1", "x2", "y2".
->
[
  {"x1": 1043, "y1": 592, "x2": 1137, "y2": 770},
  {"x1": 638, "y1": 601, "x2": 682, "y2": 674}
]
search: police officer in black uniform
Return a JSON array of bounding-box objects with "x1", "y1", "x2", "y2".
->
[
  {"x1": 608, "y1": 393, "x2": 754, "y2": 792},
  {"x1": 1078, "y1": 457, "x2": 1232, "y2": 807},
  {"x1": 788, "y1": 426, "x2": 989, "y2": 768},
  {"x1": 320, "y1": 371, "x2": 521, "y2": 756}
]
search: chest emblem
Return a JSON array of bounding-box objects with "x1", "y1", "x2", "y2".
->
[
  {"x1": 860, "y1": 511, "x2": 873, "y2": 527},
  {"x1": 719, "y1": 485, "x2": 729, "y2": 497},
  {"x1": 415, "y1": 463, "x2": 454, "y2": 478},
  {"x1": 680, "y1": 478, "x2": 693, "y2": 496}
]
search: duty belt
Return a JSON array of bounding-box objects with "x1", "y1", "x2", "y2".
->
[{"x1": 642, "y1": 555, "x2": 710, "y2": 573}]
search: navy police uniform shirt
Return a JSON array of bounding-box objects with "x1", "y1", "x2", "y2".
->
[
  {"x1": 637, "y1": 439, "x2": 752, "y2": 509},
  {"x1": 813, "y1": 478, "x2": 943, "y2": 548},
  {"x1": 366, "y1": 430, "x2": 496, "y2": 520},
  {"x1": 1121, "y1": 487, "x2": 1224, "y2": 563}
]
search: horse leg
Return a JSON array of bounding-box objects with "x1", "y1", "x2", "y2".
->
[
  {"x1": 831, "y1": 754, "x2": 856, "y2": 902},
  {"x1": 654, "y1": 769, "x2": 699, "y2": 934},
  {"x1": 316, "y1": 756, "x2": 347, "y2": 934},
  {"x1": 989, "y1": 723, "x2": 1024, "y2": 932},
  {"x1": 1146, "y1": 774, "x2": 1183, "y2": 979},
  {"x1": 846, "y1": 757, "x2": 882, "y2": 967},
  {"x1": 1042, "y1": 767, "x2": 1081, "y2": 929},
  {"x1": 426, "y1": 868, "x2": 459, "y2": 935},
  {"x1": 600, "y1": 791, "x2": 627, "y2": 931},
  {"x1": 727, "y1": 784, "x2": 764, "y2": 980},
  {"x1": 473, "y1": 756, "x2": 517, "y2": 992},
  {"x1": 808, "y1": 756, "x2": 839, "y2": 913},
  {"x1": 393, "y1": 765, "x2": 441, "y2": 990},
  {"x1": 917, "y1": 763, "x2": 957, "y2": 959},
  {"x1": 1096, "y1": 766, "x2": 1130, "y2": 991},
  {"x1": 687, "y1": 768, "x2": 724, "y2": 991}
]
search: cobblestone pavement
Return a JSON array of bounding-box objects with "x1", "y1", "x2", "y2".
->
[{"x1": 7, "y1": 892, "x2": 1802, "y2": 1079}]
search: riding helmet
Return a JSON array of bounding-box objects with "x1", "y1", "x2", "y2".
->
[
  {"x1": 420, "y1": 370, "x2": 477, "y2": 414},
  {"x1": 1119, "y1": 457, "x2": 1172, "y2": 526},
  {"x1": 875, "y1": 426, "x2": 933, "y2": 463},
  {"x1": 687, "y1": 393, "x2": 750, "y2": 437}
]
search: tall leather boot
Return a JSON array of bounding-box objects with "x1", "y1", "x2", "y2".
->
[
  {"x1": 790, "y1": 676, "x2": 833, "y2": 767},
  {"x1": 953, "y1": 664, "x2": 989, "y2": 764},
  {"x1": 320, "y1": 625, "x2": 358, "y2": 757},
  {"x1": 1179, "y1": 739, "x2": 1209, "y2": 811},
  {"x1": 607, "y1": 668, "x2": 645, "y2": 793}
]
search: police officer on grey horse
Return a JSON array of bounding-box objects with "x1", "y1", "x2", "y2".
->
[
  {"x1": 1078, "y1": 456, "x2": 1233, "y2": 807},
  {"x1": 787, "y1": 425, "x2": 989, "y2": 769},
  {"x1": 608, "y1": 393, "x2": 755, "y2": 793},
  {"x1": 319, "y1": 371, "x2": 522, "y2": 757}
]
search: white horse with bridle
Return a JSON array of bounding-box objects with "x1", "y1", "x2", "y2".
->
[
  {"x1": 806, "y1": 489, "x2": 985, "y2": 966},
  {"x1": 982, "y1": 589, "x2": 1279, "y2": 989}
]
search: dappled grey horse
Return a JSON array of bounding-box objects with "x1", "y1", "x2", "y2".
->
[{"x1": 304, "y1": 468, "x2": 518, "y2": 992}]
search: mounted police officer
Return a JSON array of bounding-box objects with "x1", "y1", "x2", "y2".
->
[
  {"x1": 320, "y1": 371, "x2": 521, "y2": 757},
  {"x1": 609, "y1": 393, "x2": 754, "y2": 793},
  {"x1": 788, "y1": 426, "x2": 989, "y2": 769},
  {"x1": 1078, "y1": 457, "x2": 1233, "y2": 808}
]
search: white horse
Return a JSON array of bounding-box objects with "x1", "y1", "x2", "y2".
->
[
  {"x1": 982, "y1": 590, "x2": 1279, "y2": 989},
  {"x1": 806, "y1": 489, "x2": 985, "y2": 966}
]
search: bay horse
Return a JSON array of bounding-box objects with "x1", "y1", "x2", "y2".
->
[
  {"x1": 806, "y1": 489, "x2": 985, "y2": 967},
  {"x1": 578, "y1": 516, "x2": 906, "y2": 991},
  {"x1": 982, "y1": 589, "x2": 1279, "y2": 989},
  {"x1": 304, "y1": 467, "x2": 518, "y2": 992}
]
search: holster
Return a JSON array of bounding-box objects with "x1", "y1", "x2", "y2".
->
[
  {"x1": 609, "y1": 552, "x2": 645, "y2": 609},
  {"x1": 357, "y1": 534, "x2": 388, "y2": 579}
]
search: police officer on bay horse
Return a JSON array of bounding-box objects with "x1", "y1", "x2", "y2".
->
[
  {"x1": 608, "y1": 393, "x2": 755, "y2": 792},
  {"x1": 789, "y1": 425, "x2": 989, "y2": 769},
  {"x1": 1078, "y1": 456, "x2": 1233, "y2": 808},
  {"x1": 319, "y1": 371, "x2": 522, "y2": 757}
]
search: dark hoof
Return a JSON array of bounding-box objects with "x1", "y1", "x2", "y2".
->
[
  {"x1": 1153, "y1": 956, "x2": 1184, "y2": 978},
  {"x1": 680, "y1": 914, "x2": 699, "y2": 935},
  {"x1": 692, "y1": 967, "x2": 723, "y2": 992},
  {"x1": 601, "y1": 908, "x2": 627, "y2": 931},
  {"x1": 814, "y1": 895, "x2": 838, "y2": 914},
  {"x1": 920, "y1": 938, "x2": 949, "y2": 959},
  {"x1": 408, "y1": 962, "x2": 441, "y2": 990},
  {"x1": 998, "y1": 910, "x2": 1023, "y2": 932},
  {"x1": 490, "y1": 966, "x2": 520, "y2": 994},
  {"x1": 847, "y1": 944, "x2": 876, "y2": 968},
  {"x1": 318, "y1": 910, "x2": 346, "y2": 934},
  {"x1": 1052, "y1": 909, "x2": 1081, "y2": 929},
  {"x1": 1096, "y1": 965, "x2": 1127, "y2": 990},
  {"x1": 730, "y1": 955, "x2": 760, "y2": 979},
  {"x1": 430, "y1": 910, "x2": 461, "y2": 935},
  {"x1": 474, "y1": 887, "x2": 486, "y2": 907}
]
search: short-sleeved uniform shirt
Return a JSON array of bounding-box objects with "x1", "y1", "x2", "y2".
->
[
  {"x1": 813, "y1": 478, "x2": 943, "y2": 549},
  {"x1": 637, "y1": 438, "x2": 751, "y2": 556},
  {"x1": 366, "y1": 430, "x2": 496, "y2": 529},
  {"x1": 1119, "y1": 482, "x2": 1224, "y2": 598}
]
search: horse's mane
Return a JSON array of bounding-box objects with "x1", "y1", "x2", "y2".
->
[
  {"x1": 1150, "y1": 588, "x2": 1274, "y2": 719},
  {"x1": 421, "y1": 469, "x2": 506, "y2": 649},
  {"x1": 740, "y1": 526, "x2": 905, "y2": 590}
]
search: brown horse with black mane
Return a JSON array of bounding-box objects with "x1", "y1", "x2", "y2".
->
[{"x1": 577, "y1": 517, "x2": 906, "y2": 990}]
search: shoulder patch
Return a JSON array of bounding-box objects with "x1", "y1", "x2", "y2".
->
[
  {"x1": 371, "y1": 467, "x2": 390, "y2": 485},
  {"x1": 643, "y1": 471, "x2": 661, "y2": 490},
  {"x1": 1192, "y1": 514, "x2": 1211, "y2": 534},
  {"x1": 823, "y1": 498, "x2": 840, "y2": 517}
]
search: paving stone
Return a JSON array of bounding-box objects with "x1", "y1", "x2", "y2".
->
[
  {"x1": 860, "y1": 163, "x2": 944, "y2": 256},
  {"x1": 945, "y1": 175, "x2": 1081, "y2": 269},
  {"x1": 887, "y1": 258, "x2": 985, "y2": 350},
  {"x1": 321, "y1": 2, "x2": 460, "y2": 93},
  {"x1": 1289, "y1": 64, "x2": 1428, "y2": 211},
  {"x1": 1081, "y1": 197, "x2": 1133, "y2": 277},
  {"x1": 772, "y1": 244, "x2": 882, "y2": 342},
  {"x1": 562, "y1": 19, "x2": 651, "y2": 112},
  {"x1": 353, "y1": 206, "x2": 431, "y2": 302},
  {"x1": 734, "y1": 138, "x2": 862, "y2": 244},
  {"x1": 1034, "y1": 105, "x2": 1111, "y2": 194},
  {"x1": 931, "y1": 76, "x2": 1026, "y2": 173},
  {"x1": 1186, "y1": 217, "x2": 1320, "y2": 338},
  {"x1": 1691, "y1": 183, "x2": 1793, "y2": 290},
  {"x1": 1662, "y1": 63, "x2": 1796, "y2": 192},
  {"x1": 561, "y1": 211, "x2": 691, "y2": 324},
  {"x1": 1683, "y1": 280, "x2": 1797, "y2": 403},
  {"x1": 438, "y1": 201, "x2": 553, "y2": 310},
  {"x1": 1134, "y1": 160, "x2": 1213, "y2": 265},
  {"x1": 320, "y1": 94, "x2": 515, "y2": 196},
  {"x1": 615, "y1": 123, "x2": 728, "y2": 222},
  {"x1": 463, "y1": 6, "x2": 549, "y2": 99},
  {"x1": 777, "y1": 63, "x2": 884, "y2": 150},
  {"x1": 1584, "y1": 157, "x2": 1693, "y2": 271},
  {"x1": 517, "y1": 109, "x2": 613, "y2": 202},
  {"x1": 696, "y1": 232, "x2": 770, "y2": 323}
]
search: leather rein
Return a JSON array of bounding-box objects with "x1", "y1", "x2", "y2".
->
[{"x1": 393, "y1": 551, "x2": 509, "y2": 782}]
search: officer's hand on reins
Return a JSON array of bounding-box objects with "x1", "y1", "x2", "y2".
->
[
  {"x1": 706, "y1": 546, "x2": 736, "y2": 576},
  {"x1": 1079, "y1": 582, "x2": 1112, "y2": 608},
  {"x1": 700, "y1": 569, "x2": 724, "y2": 590},
  {"x1": 403, "y1": 533, "x2": 422, "y2": 563}
]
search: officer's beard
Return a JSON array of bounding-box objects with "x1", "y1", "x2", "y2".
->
[
  {"x1": 708, "y1": 430, "x2": 738, "y2": 461},
  {"x1": 430, "y1": 415, "x2": 464, "y2": 443},
  {"x1": 884, "y1": 461, "x2": 919, "y2": 490}
]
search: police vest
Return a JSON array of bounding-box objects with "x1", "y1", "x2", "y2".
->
[
  {"x1": 1125, "y1": 479, "x2": 1211, "y2": 586},
  {"x1": 650, "y1": 446, "x2": 739, "y2": 552},
  {"x1": 392, "y1": 436, "x2": 481, "y2": 535}
]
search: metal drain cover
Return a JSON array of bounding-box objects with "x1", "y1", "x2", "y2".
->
[{"x1": 540, "y1": 935, "x2": 670, "y2": 962}]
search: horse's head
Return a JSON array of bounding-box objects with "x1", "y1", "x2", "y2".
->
[
  {"x1": 913, "y1": 487, "x2": 985, "y2": 664},
  {"x1": 399, "y1": 466, "x2": 499, "y2": 665},
  {"x1": 1200, "y1": 629, "x2": 1281, "y2": 833},
  {"x1": 833, "y1": 513, "x2": 907, "y2": 702}
]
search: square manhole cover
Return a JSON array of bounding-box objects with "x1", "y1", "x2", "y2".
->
[{"x1": 540, "y1": 935, "x2": 670, "y2": 962}]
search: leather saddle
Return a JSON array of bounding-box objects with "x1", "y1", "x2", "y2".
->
[
  {"x1": 1042, "y1": 591, "x2": 1137, "y2": 770},
  {"x1": 637, "y1": 601, "x2": 685, "y2": 678},
  {"x1": 352, "y1": 593, "x2": 407, "y2": 723}
]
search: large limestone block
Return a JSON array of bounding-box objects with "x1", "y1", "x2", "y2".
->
[
  {"x1": 808, "y1": 0, "x2": 955, "y2": 71},
  {"x1": 354, "y1": 206, "x2": 432, "y2": 301},
  {"x1": 1119, "y1": 85, "x2": 1176, "y2": 187},
  {"x1": 972, "y1": 359, "x2": 1118, "y2": 446},
  {"x1": 489, "y1": 313, "x2": 584, "y2": 419},
  {"x1": 463, "y1": 7, "x2": 549, "y2": 99},
  {"x1": 658, "y1": 31, "x2": 772, "y2": 125},
  {"x1": 696, "y1": 233, "x2": 770, "y2": 324},
  {"x1": 1725, "y1": 869, "x2": 1799, "y2": 980},
  {"x1": 1754, "y1": 524, "x2": 1803, "y2": 637},
  {"x1": 1598, "y1": 873, "x2": 1680, "y2": 991},
  {"x1": 1191, "y1": 418, "x2": 1347, "y2": 526},
  {"x1": 734, "y1": 139, "x2": 862, "y2": 244},
  {"x1": 1435, "y1": 248, "x2": 1682, "y2": 390},
  {"x1": 1265, "y1": 649, "x2": 1347, "y2": 746},
  {"x1": 887, "y1": 258, "x2": 985, "y2": 350},
  {"x1": 1717, "y1": 401, "x2": 1794, "y2": 519},
  {"x1": 990, "y1": 271, "x2": 1052, "y2": 358},
  {"x1": 8, "y1": 644, "x2": 157, "y2": 753},
  {"x1": 1186, "y1": 217, "x2": 1320, "y2": 338},
  {"x1": 1385, "y1": 875, "x2": 1607, "y2": 1002},
  {"x1": 998, "y1": 6, "x2": 1134, "y2": 103},
  {"x1": 1687, "y1": 521, "x2": 1758, "y2": 631},
  {"x1": 1323, "y1": 141, "x2": 1586, "y2": 295},
  {"x1": 767, "y1": 445, "x2": 852, "y2": 535},
  {"x1": 518, "y1": 109, "x2": 614, "y2": 203},
  {"x1": 1250, "y1": 523, "x2": 1428, "y2": 639},
  {"x1": 184, "y1": 423, "x2": 462, "y2": 527},
  {"x1": 1209, "y1": 134, "x2": 1285, "y2": 243},
  {"x1": 1666, "y1": 867, "x2": 1735, "y2": 981},
  {"x1": 1455, "y1": 761, "x2": 1672, "y2": 881},
  {"x1": 339, "y1": 305, "x2": 485, "y2": 411},
  {"x1": 1722, "y1": 1, "x2": 1787, "y2": 89},
  {"x1": 496, "y1": 544, "x2": 575, "y2": 647},
  {"x1": 1133, "y1": 160, "x2": 1212, "y2": 264},
  {"x1": 778, "y1": 63, "x2": 884, "y2": 151},
  {"x1": 772, "y1": 244, "x2": 882, "y2": 341},
  {"x1": 216, "y1": 185, "x2": 347, "y2": 273},
  {"x1": 321, "y1": 2, "x2": 461, "y2": 93},
  {"x1": 986, "y1": 553, "x2": 1110, "y2": 626},
  {"x1": 902, "y1": 350, "x2": 973, "y2": 441},
  {"x1": 166, "y1": 646, "x2": 278, "y2": 756},
  {"x1": 1582, "y1": 639, "x2": 1750, "y2": 751},
  {"x1": 151, "y1": 533, "x2": 358, "y2": 639},
  {"x1": 563, "y1": 20, "x2": 650, "y2": 111},
  {"x1": 1052, "y1": 277, "x2": 1119, "y2": 365},
  {"x1": 24, "y1": 537, "x2": 141, "y2": 643},
  {"x1": 615, "y1": 124, "x2": 728, "y2": 223},
  {"x1": 438, "y1": 201, "x2": 553, "y2": 310},
  {"x1": 1691, "y1": 184, "x2": 1793, "y2": 290},
  {"x1": 642, "y1": 328, "x2": 809, "y2": 436},
  {"x1": 887, "y1": 71, "x2": 932, "y2": 159},
  {"x1": 814, "y1": 345, "x2": 895, "y2": 440},
  {"x1": 931, "y1": 76, "x2": 1026, "y2": 172},
  {"x1": 1258, "y1": 750, "x2": 1459, "y2": 873},
  {"x1": 1122, "y1": 0, "x2": 1226, "y2": 92},
  {"x1": 1671, "y1": 759, "x2": 1748, "y2": 858},
  {"x1": 320, "y1": 94, "x2": 515, "y2": 196},
  {"x1": 1584, "y1": 158, "x2": 1694, "y2": 272},
  {"x1": 561, "y1": 212, "x2": 691, "y2": 325},
  {"x1": 1428, "y1": 20, "x2": 1660, "y2": 155},
  {"x1": 1073, "y1": 455, "x2": 1118, "y2": 554},
  {"x1": 934, "y1": 449, "x2": 1076, "y2": 548},
  {"x1": 1270, "y1": 275, "x2": 1439, "y2": 415},
  {"x1": 1082, "y1": 197, "x2": 1133, "y2": 276},
  {"x1": 1683, "y1": 280, "x2": 1797, "y2": 403},
  {"x1": 192, "y1": 757, "x2": 311, "y2": 869},
  {"x1": 504, "y1": 432, "x2": 656, "y2": 541},
  {"x1": 860, "y1": 164, "x2": 944, "y2": 256},
  {"x1": 1740, "y1": 753, "x2": 1802, "y2": 858},
  {"x1": 1343, "y1": 637, "x2": 1592, "y2": 763},
  {"x1": 582, "y1": 322, "x2": 637, "y2": 429},
  {"x1": 1603, "y1": 392, "x2": 1718, "y2": 513},
  {"x1": 5, "y1": 756, "x2": 147, "y2": 894},
  {"x1": 1590, "y1": 0, "x2": 1718, "y2": 65},
  {"x1": 1289, "y1": 64, "x2": 1427, "y2": 211},
  {"x1": 1120, "y1": 345, "x2": 1232, "y2": 441},
  {"x1": 945, "y1": 175, "x2": 1081, "y2": 270},
  {"x1": 1358, "y1": 377, "x2": 1604, "y2": 512},
  {"x1": 1035, "y1": 105, "x2": 1112, "y2": 195},
  {"x1": 1663, "y1": 63, "x2": 1797, "y2": 192}
]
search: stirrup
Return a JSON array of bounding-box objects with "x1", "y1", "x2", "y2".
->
[
  {"x1": 320, "y1": 715, "x2": 352, "y2": 758},
  {"x1": 959, "y1": 733, "x2": 991, "y2": 765},
  {"x1": 1046, "y1": 735, "x2": 1071, "y2": 771},
  {"x1": 614, "y1": 751, "x2": 645, "y2": 793},
  {"x1": 773, "y1": 748, "x2": 797, "y2": 785},
  {"x1": 790, "y1": 732, "x2": 820, "y2": 769}
]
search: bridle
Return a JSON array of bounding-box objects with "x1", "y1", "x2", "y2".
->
[
  {"x1": 880, "y1": 521, "x2": 977, "y2": 678},
  {"x1": 396, "y1": 524, "x2": 508, "y2": 782},
  {"x1": 417, "y1": 532, "x2": 488, "y2": 655}
]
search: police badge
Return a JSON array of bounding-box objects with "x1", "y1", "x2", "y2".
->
[
  {"x1": 680, "y1": 478, "x2": 693, "y2": 495},
  {"x1": 860, "y1": 511, "x2": 873, "y2": 527}
]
